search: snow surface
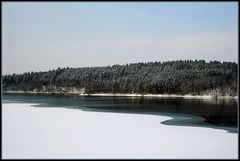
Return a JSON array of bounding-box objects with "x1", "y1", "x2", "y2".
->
[
  {"x1": 2, "y1": 103, "x2": 238, "y2": 159},
  {"x1": 4, "y1": 91, "x2": 238, "y2": 99}
]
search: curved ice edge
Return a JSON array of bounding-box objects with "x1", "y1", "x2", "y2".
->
[
  {"x1": 4, "y1": 102, "x2": 238, "y2": 134},
  {"x1": 80, "y1": 107, "x2": 238, "y2": 134},
  {"x1": 161, "y1": 113, "x2": 238, "y2": 133},
  {"x1": 68, "y1": 106, "x2": 239, "y2": 134}
]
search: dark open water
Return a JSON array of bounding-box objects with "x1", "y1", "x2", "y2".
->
[{"x1": 2, "y1": 93, "x2": 238, "y2": 133}]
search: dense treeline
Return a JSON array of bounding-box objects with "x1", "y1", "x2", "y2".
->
[{"x1": 2, "y1": 60, "x2": 238, "y2": 96}]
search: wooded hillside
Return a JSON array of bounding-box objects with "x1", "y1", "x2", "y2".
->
[{"x1": 2, "y1": 60, "x2": 238, "y2": 96}]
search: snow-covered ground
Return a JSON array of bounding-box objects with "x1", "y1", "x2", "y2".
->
[
  {"x1": 3, "y1": 91, "x2": 238, "y2": 99},
  {"x1": 2, "y1": 103, "x2": 238, "y2": 159}
]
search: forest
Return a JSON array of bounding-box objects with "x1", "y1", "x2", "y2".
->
[{"x1": 2, "y1": 60, "x2": 238, "y2": 96}]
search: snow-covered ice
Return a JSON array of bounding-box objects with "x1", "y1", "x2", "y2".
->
[{"x1": 2, "y1": 103, "x2": 238, "y2": 159}]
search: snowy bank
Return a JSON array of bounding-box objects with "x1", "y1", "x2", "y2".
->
[
  {"x1": 3, "y1": 91, "x2": 238, "y2": 99},
  {"x1": 2, "y1": 103, "x2": 238, "y2": 159}
]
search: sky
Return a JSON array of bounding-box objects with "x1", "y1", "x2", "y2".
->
[{"x1": 2, "y1": 2, "x2": 238, "y2": 74}]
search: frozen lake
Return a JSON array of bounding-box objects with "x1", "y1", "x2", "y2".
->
[{"x1": 2, "y1": 102, "x2": 238, "y2": 159}]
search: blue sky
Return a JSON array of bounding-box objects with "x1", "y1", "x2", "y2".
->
[{"x1": 2, "y1": 2, "x2": 238, "y2": 74}]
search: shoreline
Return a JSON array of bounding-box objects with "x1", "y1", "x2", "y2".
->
[{"x1": 2, "y1": 91, "x2": 238, "y2": 99}]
